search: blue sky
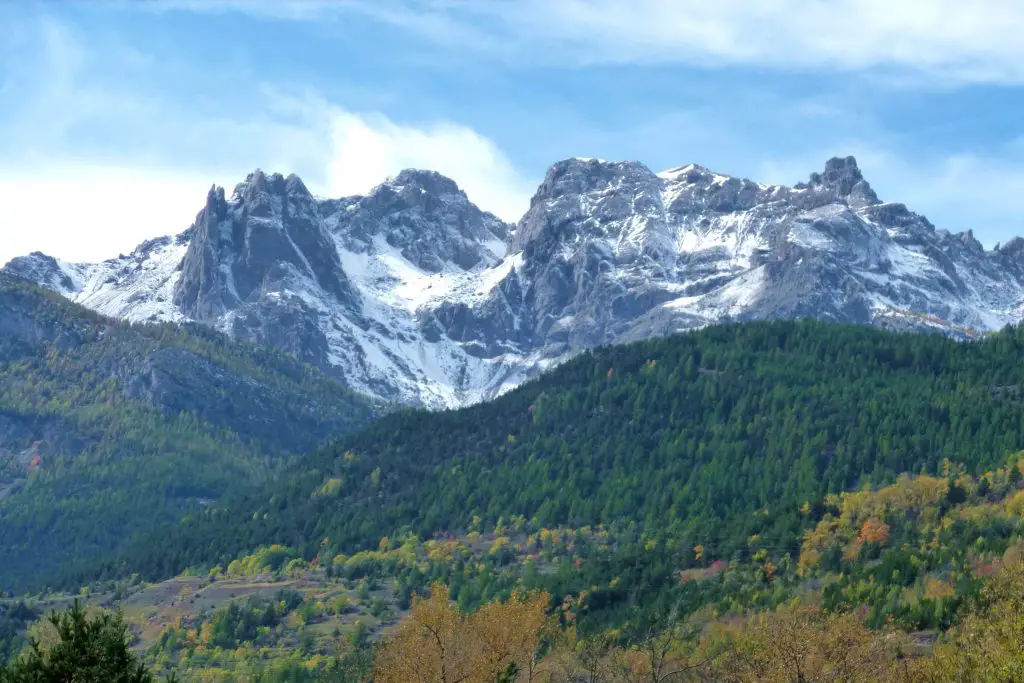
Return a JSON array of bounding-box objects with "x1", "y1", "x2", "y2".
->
[{"x1": 2, "y1": 0, "x2": 1024, "y2": 265}]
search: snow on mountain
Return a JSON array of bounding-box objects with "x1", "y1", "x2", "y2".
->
[
  {"x1": 6, "y1": 156, "x2": 1024, "y2": 408},
  {"x1": 4, "y1": 235, "x2": 189, "y2": 324}
]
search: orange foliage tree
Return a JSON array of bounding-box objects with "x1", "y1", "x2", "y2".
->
[{"x1": 857, "y1": 519, "x2": 891, "y2": 546}]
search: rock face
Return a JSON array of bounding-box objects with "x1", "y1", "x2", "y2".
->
[
  {"x1": 326, "y1": 169, "x2": 509, "y2": 273},
  {"x1": 7, "y1": 157, "x2": 1024, "y2": 407},
  {"x1": 174, "y1": 172, "x2": 355, "y2": 321}
]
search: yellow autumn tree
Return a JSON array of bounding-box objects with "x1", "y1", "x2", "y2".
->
[
  {"x1": 374, "y1": 583, "x2": 473, "y2": 683},
  {"x1": 472, "y1": 590, "x2": 549, "y2": 681},
  {"x1": 613, "y1": 622, "x2": 720, "y2": 683},
  {"x1": 374, "y1": 582, "x2": 549, "y2": 683},
  {"x1": 712, "y1": 604, "x2": 923, "y2": 683},
  {"x1": 928, "y1": 558, "x2": 1024, "y2": 681}
]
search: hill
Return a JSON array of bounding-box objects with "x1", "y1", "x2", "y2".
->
[
  {"x1": 0, "y1": 273, "x2": 379, "y2": 591},
  {"x1": 103, "y1": 319, "x2": 1024, "y2": 590}
]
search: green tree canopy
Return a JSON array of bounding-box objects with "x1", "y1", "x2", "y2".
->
[{"x1": 0, "y1": 601, "x2": 163, "y2": 683}]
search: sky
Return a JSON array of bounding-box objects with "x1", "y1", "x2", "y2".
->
[{"x1": 2, "y1": 0, "x2": 1024, "y2": 266}]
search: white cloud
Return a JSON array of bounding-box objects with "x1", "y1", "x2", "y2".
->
[
  {"x1": 0, "y1": 167, "x2": 213, "y2": 266},
  {"x1": 5, "y1": 3, "x2": 1024, "y2": 271},
  {"x1": 143, "y1": 0, "x2": 347, "y2": 21},
  {"x1": 326, "y1": 111, "x2": 533, "y2": 221}
]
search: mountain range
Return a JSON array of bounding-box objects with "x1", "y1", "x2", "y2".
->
[{"x1": 6, "y1": 155, "x2": 1023, "y2": 407}]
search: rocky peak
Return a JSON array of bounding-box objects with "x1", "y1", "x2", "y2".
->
[
  {"x1": 660, "y1": 164, "x2": 772, "y2": 215},
  {"x1": 233, "y1": 169, "x2": 263, "y2": 199},
  {"x1": 801, "y1": 156, "x2": 880, "y2": 209},
  {"x1": 530, "y1": 158, "x2": 654, "y2": 204},
  {"x1": 2, "y1": 252, "x2": 76, "y2": 294},
  {"x1": 10, "y1": 154, "x2": 1024, "y2": 409},
  {"x1": 513, "y1": 158, "x2": 661, "y2": 253},
  {"x1": 284, "y1": 173, "x2": 310, "y2": 196},
  {"x1": 809, "y1": 156, "x2": 864, "y2": 193},
  {"x1": 229, "y1": 169, "x2": 313, "y2": 204},
  {"x1": 956, "y1": 229, "x2": 984, "y2": 252},
  {"x1": 331, "y1": 169, "x2": 510, "y2": 273},
  {"x1": 390, "y1": 169, "x2": 462, "y2": 197},
  {"x1": 999, "y1": 236, "x2": 1024, "y2": 258},
  {"x1": 363, "y1": 170, "x2": 468, "y2": 215},
  {"x1": 204, "y1": 184, "x2": 228, "y2": 218},
  {"x1": 234, "y1": 168, "x2": 274, "y2": 193},
  {"x1": 995, "y1": 236, "x2": 1024, "y2": 270},
  {"x1": 174, "y1": 170, "x2": 354, "y2": 321}
]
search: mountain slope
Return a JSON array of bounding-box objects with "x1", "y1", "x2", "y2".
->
[
  {"x1": 101, "y1": 319, "x2": 1024, "y2": 584},
  {"x1": 7, "y1": 157, "x2": 1024, "y2": 407},
  {"x1": 0, "y1": 272, "x2": 378, "y2": 591}
]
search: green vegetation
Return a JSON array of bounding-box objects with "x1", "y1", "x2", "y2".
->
[
  {"x1": 143, "y1": 587, "x2": 375, "y2": 682},
  {"x1": 13, "y1": 316, "x2": 1020, "y2": 679},
  {"x1": 0, "y1": 273, "x2": 379, "y2": 592},
  {"x1": 113, "y1": 319, "x2": 1024, "y2": 593},
  {"x1": 16, "y1": 556, "x2": 1024, "y2": 682},
  {"x1": 11, "y1": 292, "x2": 1024, "y2": 679},
  {"x1": 0, "y1": 603, "x2": 35, "y2": 667},
  {"x1": 0, "y1": 601, "x2": 157, "y2": 682}
]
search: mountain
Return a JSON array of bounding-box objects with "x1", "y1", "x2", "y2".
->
[
  {"x1": 101, "y1": 319, "x2": 1024, "y2": 587},
  {"x1": 7, "y1": 156, "x2": 1024, "y2": 408},
  {"x1": 0, "y1": 272, "x2": 378, "y2": 590}
]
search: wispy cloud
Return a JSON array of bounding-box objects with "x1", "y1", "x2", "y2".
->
[
  {"x1": 0, "y1": 96, "x2": 535, "y2": 266},
  {"x1": 129, "y1": 0, "x2": 343, "y2": 21},
  {"x1": 153, "y1": 0, "x2": 1024, "y2": 85},
  {"x1": 483, "y1": 0, "x2": 1024, "y2": 81},
  {"x1": 0, "y1": 167, "x2": 215, "y2": 266}
]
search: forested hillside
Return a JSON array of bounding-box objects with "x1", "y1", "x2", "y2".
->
[
  {"x1": 10, "y1": 317, "x2": 1024, "y2": 679},
  {"x1": 105, "y1": 319, "x2": 1024, "y2": 589},
  {"x1": 0, "y1": 273, "x2": 379, "y2": 591}
]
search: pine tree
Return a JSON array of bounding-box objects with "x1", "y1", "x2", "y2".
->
[{"x1": 0, "y1": 601, "x2": 168, "y2": 683}]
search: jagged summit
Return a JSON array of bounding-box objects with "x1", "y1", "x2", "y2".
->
[
  {"x1": 387, "y1": 169, "x2": 463, "y2": 196},
  {"x1": 798, "y1": 155, "x2": 880, "y2": 208},
  {"x1": 7, "y1": 155, "x2": 1024, "y2": 408}
]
